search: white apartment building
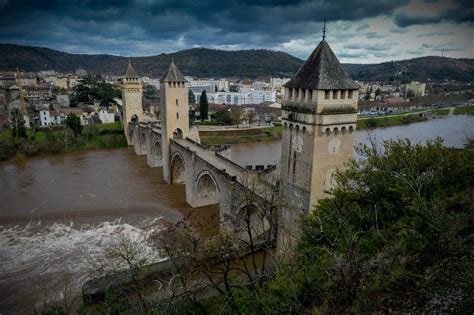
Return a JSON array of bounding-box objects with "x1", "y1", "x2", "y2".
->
[
  {"x1": 251, "y1": 90, "x2": 276, "y2": 104},
  {"x1": 187, "y1": 77, "x2": 229, "y2": 93},
  {"x1": 207, "y1": 92, "x2": 251, "y2": 106}
]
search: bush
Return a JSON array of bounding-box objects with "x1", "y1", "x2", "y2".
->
[{"x1": 233, "y1": 139, "x2": 474, "y2": 314}]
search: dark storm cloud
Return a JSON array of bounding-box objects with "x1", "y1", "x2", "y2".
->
[
  {"x1": 0, "y1": 0, "x2": 409, "y2": 55},
  {"x1": 394, "y1": 0, "x2": 474, "y2": 27}
]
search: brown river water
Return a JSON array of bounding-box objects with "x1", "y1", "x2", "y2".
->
[{"x1": 1, "y1": 115, "x2": 473, "y2": 313}]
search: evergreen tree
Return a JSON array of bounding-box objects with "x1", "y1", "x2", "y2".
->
[
  {"x1": 188, "y1": 90, "x2": 196, "y2": 104},
  {"x1": 9, "y1": 108, "x2": 27, "y2": 143},
  {"x1": 66, "y1": 113, "x2": 82, "y2": 137},
  {"x1": 199, "y1": 90, "x2": 209, "y2": 120}
]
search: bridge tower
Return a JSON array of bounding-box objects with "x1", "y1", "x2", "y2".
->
[
  {"x1": 122, "y1": 61, "x2": 143, "y2": 145},
  {"x1": 278, "y1": 39, "x2": 359, "y2": 249},
  {"x1": 160, "y1": 61, "x2": 190, "y2": 184}
]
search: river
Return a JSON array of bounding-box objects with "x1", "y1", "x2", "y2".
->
[
  {"x1": 0, "y1": 115, "x2": 473, "y2": 313},
  {"x1": 230, "y1": 115, "x2": 474, "y2": 165}
]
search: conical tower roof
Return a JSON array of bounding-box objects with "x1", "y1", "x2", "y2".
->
[
  {"x1": 125, "y1": 60, "x2": 139, "y2": 79},
  {"x1": 284, "y1": 40, "x2": 359, "y2": 90},
  {"x1": 161, "y1": 61, "x2": 187, "y2": 82}
]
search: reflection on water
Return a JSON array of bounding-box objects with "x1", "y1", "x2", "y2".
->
[
  {"x1": 0, "y1": 115, "x2": 472, "y2": 313},
  {"x1": 230, "y1": 115, "x2": 474, "y2": 166}
]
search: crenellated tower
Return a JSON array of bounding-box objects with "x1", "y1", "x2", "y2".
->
[
  {"x1": 160, "y1": 62, "x2": 190, "y2": 184},
  {"x1": 122, "y1": 61, "x2": 143, "y2": 145},
  {"x1": 278, "y1": 39, "x2": 359, "y2": 248}
]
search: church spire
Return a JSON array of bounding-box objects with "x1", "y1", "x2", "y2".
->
[{"x1": 322, "y1": 19, "x2": 327, "y2": 41}]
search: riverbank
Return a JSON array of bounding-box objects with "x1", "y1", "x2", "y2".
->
[
  {"x1": 0, "y1": 121, "x2": 127, "y2": 161},
  {"x1": 200, "y1": 125, "x2": 283, "y2": 145},
  {"x1": 202, "y1": 105, "x2": 473, "y2": 145}
]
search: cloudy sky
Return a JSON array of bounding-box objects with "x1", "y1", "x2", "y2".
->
[{"x1": 0, "y1": 0, "x2": 472, "y2": 63}]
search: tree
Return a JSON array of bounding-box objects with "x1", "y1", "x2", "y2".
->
[
  {"x1": 154, "y1": 172, "x2": 284, "y2": 314},
  {"x1": 249, "y1": 112, "x2": 259, "y2": 125},
  {"x1": 257, "y1": 138, "x2": 474, "y2": 314},
  {"x1": 71, "y1": 75, "x2": 119, "y2": 107},
  {"x1": 143, "y1": 84, "x2": 159, "y2": 100},
  {"x1": 199, "y1": 90, "x2": 209, "y2": 120},
  {"x1": 229, "y1": 85, "x2": 240, "y2": 92},
  {"x1": 188, "y1": 90, "x2": 196, "y2": 105},
  {"x1": 365, "y1": 86, "x2": 373, "y2": 100},
  {"x1": 9, "y1": 108, "x2": 26, "y2": 143},
  {"x1": 375, "y1": 87, "x2": 381, "y2": 98},
  {"x1": 230, "y1": 108, "x2": 243, "y2": 127},
  {"x1": 66, "y1": 113, "x2": 82, "y2": 137},
  {"x1": 213, "y1": 109, "x2": 233, "y2": 125}
]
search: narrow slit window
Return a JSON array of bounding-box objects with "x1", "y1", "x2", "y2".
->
[{"x1": 325, "y1": 90, "x2": 330, "y2": 99}]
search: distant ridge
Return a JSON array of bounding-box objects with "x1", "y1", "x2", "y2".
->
[
  {"x1": 1, "y1": 43, "x2": 473, "y2": 82},
  {"x1": 0, "y1": 44, "x2": 302, "y2": 78}
]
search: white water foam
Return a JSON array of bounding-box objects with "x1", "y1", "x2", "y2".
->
[{"x1": 0, "y1": 217, "x2": 164, "y2": 313}]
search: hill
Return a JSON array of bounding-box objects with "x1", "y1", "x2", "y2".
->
[
  {"x1": 1, "y1": 43, "x2": 473, "y2": 82},
  {"x1": 345, "y1": 56, "x2": 474, "y2": 83},
  {"x1": 0, "y1": 44, "x2": 302, "y2": 78}
]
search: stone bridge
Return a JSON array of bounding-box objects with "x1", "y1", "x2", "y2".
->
[{"x1": 128, "y1": 122, "x2": 276, "y2": 222}]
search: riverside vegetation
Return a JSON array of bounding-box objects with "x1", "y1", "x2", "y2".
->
[
  {"x1": 0, "y1": 118, "x2": 126, "y2": 162},
  {"x1": 45, "y1": 138, "x2": 472, "y2": 314}
]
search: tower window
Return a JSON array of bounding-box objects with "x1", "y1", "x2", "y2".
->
[
  {"x1": 173, "y1": 82, "x2": 176, "y2": 88},
  {"x1": 307, "y1": 89, "x2": 312, "y2": 101},
  {"x1": 287, "y1": 88, "x2": 292, "y2": 99},
  {"x1": 176, "y1": 99, "x2": 179, "y2": 106},
  {"x1": 325, "y1": 90, "x2": 330, "y2": 99},
  {"x1": 301, "y1": 89, "x2": 305, "y2": 100},
  {"x1": 176, "y1": 112, "x2": 179, "y2": 119},
  {"x1": 168, "y1": 82, "x2": 171, "y2": 88},
  {"x1": 295, "y1": 88, "x2": 299, "y2": 99},
  {"x1": 333, "y1": 90, "x2": 338, "y2": 100},
  {"x1": 348, "y1": 90, "x2": 353, "y2": 99},
  {"x1": 341, "y1": 90, "x2": 346, "y2": 99}
]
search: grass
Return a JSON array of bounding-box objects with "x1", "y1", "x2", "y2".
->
[
  {"x1": 200, "y1": 125, "x2": 283, "y2": 145},
  {"x1": 431, "y1": 108, "x2": 450, "y2": 116},
  {"x1": 454, "y1": 105, "x2": 474, "y2": 115},
  {"x1": 357, "y1": 114, "x2": 426, "y2": 129}
]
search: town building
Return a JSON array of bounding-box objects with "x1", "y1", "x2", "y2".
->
[
  {"x1": 207, "y1": 92, "x2": 251, "y2": 106},
  {"x1": 405, "y1": 81, "x2": 426, "y2": 97},
  {"x1": 98, "y1": 108, "x2": 115, "y2": 123},
  {"x1": 251, "y1": 90, "x2": 276, "y2": 104},
  {"x1": 270, "y1": 77, "x2": 291, "y2": 89}
]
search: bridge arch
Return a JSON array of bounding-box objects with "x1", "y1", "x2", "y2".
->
[
  {"x1": 196, "y1": 170, "x2": 219, "y2": 198},
  {"x1": 139, "y1": 132, "x2": 147, "y2": 154},
  {"x1": 129, "y1": 128, "x2": 135, "y2": 146},
  {"x1": 152, "y1": 140, "x2": 162, "y2": 162},
  {"x1": 170, "y1": 152, "x2": 185, "y2": 184}
]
